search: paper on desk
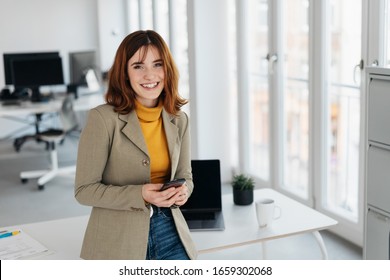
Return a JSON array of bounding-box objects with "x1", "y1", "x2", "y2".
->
[{"x1": 0, "y1": 229, "x2": 52, "y2": 260}]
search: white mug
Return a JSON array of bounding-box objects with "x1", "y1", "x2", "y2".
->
[{"x1": 255, "y1": 198, "x2": 281, "y2": 228}]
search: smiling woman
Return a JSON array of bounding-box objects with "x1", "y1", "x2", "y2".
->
[{"x1": 74, "y1": 30, "x2": 197, "y2": 260}]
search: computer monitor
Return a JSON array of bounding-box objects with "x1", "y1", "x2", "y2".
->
[
  {"x1": 3, "y1": 52, "x2": 59, "y2": 85},
  {"x1": 180, "y1": 159, "x2": 225, "y2": 231},
  {"x1": 11, "y1": 56, "x2": 64, "y2": 102},
  {"x1": 69, "y1": 50, "x2": 98, "y2": 86},
  {"x1": 181, "y1": 159, "x2": 223, "y2": 213}
]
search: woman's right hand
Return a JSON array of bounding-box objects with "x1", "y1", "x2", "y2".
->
[{"x1": 142, "y1": 183, "x2": 181, "y2": 207}]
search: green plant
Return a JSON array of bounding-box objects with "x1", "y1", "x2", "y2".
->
[{"x1": 231, "y1": 174, "x2": 255, "y2": 191}]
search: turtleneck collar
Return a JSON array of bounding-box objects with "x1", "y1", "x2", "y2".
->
[{"x1": 134, "y1": 99, "x2": 163, "y2": 122}]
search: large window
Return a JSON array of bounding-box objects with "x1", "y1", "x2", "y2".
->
[
  {"x1": 237, "y1": 0, "x2": 365, "y2": 245},
  {"x1": 281, "y1": 0, "x2": 309, "y2": 199},
  {"x1": 248, "y1": 0, "x2": 270, "y2": 180},
  {"x1": 325, "y1": 0, "x2": 362, "y2": 221}
]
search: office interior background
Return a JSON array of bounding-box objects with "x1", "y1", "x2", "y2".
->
[{"x1": 1, "y1": 0, "x2": 390, "y2": 254}]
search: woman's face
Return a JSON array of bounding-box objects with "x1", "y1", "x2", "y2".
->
[{"x1": 127, "y1": 46, "x2": 165, "y2": 108}]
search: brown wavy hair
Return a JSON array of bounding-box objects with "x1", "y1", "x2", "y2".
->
[{"x1": 105, "y1": 30, "x2": 187, "y2": 115}]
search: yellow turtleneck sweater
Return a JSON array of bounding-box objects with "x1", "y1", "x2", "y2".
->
[{"x1": 135, "y1": 100, "x2": 171, "y2": 184}]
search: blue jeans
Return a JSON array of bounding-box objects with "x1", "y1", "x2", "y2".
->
[{"x1": 146, "y1": 206, "x2": 189, "y2": 260}]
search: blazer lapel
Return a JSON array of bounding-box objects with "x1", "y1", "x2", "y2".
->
[
  {"x1": 119, "y1": 111, "x2": 149, "y2": 156},
  {"x1": 118, "y1": 109, "x2": 180, "y2": 175}
]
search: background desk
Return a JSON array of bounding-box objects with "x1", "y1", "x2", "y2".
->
[
  {"x1": 0, "y1": 92, "x2": 104, "y2": 118},
  {"x1": 0, "y1": 92, "x2": 105, "y2": 140},
  {"x1": 0, "y1": 188, "x2": 337, "y2": 260}
]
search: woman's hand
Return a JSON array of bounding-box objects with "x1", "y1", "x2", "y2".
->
[
  {"x1": 142, "y1": 183, "x2": 182, "y2": 207},
  {"x1": 172, "y1": 184, "x2": 189, "y2": 206}
]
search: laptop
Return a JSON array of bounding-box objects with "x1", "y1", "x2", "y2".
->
[{"x1": 180, "y1": 159, "x2": 225, "y2": 231}]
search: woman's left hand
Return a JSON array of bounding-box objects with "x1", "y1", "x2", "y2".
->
[{"x1": 173, "y1": 184, "x2": 189, "y2": 206}]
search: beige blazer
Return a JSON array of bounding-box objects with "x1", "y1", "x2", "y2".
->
[{"x1": 75, "y1": 104, "x2": 197, "y2": 260}]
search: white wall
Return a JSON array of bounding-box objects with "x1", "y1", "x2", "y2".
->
[{"x1": 0, "y1": 0, "x2": 99, "y2": 87}]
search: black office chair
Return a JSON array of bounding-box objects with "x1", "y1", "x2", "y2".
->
[
  {"x1": 9, "y1": 88, "x2": 53, "y2": 152},
  {"x1": 20, "y1": 95, "x2": 79, "y2": 190},
  {"x1": 13, "y1": 114, "x2": 51, "y2": 152}
]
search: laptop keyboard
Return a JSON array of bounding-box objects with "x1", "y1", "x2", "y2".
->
[{"x1": 183, "y1": 212, "x2": 215, "y2": 221}]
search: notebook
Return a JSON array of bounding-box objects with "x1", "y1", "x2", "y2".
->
[{"x1": 180, "y1": 159, "x2": 225, "y2": 231}]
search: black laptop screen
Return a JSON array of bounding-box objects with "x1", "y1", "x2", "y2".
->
[{"x1": 180, "y1": 159, "x2": 222, "y2": 213}]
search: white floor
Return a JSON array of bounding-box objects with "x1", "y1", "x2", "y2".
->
[{"x1": 0, "y1": 137, "x2": 362, "y2": 260}]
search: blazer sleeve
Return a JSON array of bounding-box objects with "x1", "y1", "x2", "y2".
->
[{"x1": 74, "y1": 108, "x2": 147, "y2": 211}]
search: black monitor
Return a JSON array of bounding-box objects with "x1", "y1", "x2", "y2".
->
[
  {"x1": 11, "y1": 56, "x2": 64, "y2": 102},
  {"x1": 69, "y1": 50, "x2": 97, "y2": 86},
  {"x1": 3, "y1": 52, "x2": 60, "y2": 85},
  {"x1": 180, "y1": 159, "x2": 223, "y2": 213}
]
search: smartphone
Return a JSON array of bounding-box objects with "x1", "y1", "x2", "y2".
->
[{"x1": 160, "y1": 178, "x2": 185, "y2": 191}]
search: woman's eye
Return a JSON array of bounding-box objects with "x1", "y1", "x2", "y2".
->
[
  {"x1": 133, "y1": 65, "x2": 142, "y2": 70},
  {"x1": 154, "y1": 62, "x2": 163, "y2": 67}
]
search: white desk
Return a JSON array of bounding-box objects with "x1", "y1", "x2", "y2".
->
[
  {"x1": 0, "y1": 188, "x2": 337, "y2": 260},
  {"x1": 192, "y1": 188, "x2": 337, "y2": 259}
]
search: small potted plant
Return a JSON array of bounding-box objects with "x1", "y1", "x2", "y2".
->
[{"x1": 231, "y1": 174, "x2": 255, "y2": 205}]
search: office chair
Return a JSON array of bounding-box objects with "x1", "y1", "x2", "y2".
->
[
  {"x1": 13, "y1": 113, "x2": 51, "y2": 152},
  {"x1": 20, "y1": 95, "x2": 79, "y2": 190}
]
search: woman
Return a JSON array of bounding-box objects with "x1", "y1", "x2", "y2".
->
[{"x1": 75, "y1": 30, "x2": 197, "y2": 260}]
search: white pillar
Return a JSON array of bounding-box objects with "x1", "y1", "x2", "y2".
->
[{"x1": 187, "y1": 0, "x2": 232, "y2": 183}]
